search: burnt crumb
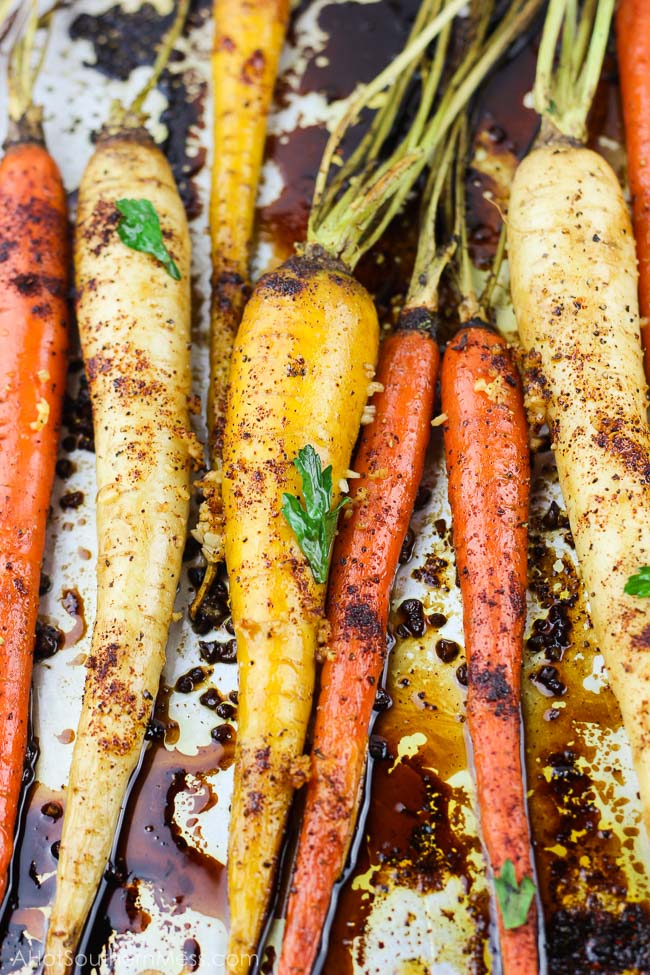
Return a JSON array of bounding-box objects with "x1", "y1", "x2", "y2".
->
[
  {"x1": 34, "y1": 620, "x2": 64, "y2": 660},
  {"x1": 530, "y1": 664, "x2": 567, "y2": 697},
  {"x1": 225, "y1": 618, "x2": 236, "y2": 635},
  {"x1": 199, "y1": 687, "x2": 223, "y2": 710},
  {"x1": 145, "y1": 717, "x2": 167, "y2": 741},
  {"x1": 399, "y1": 528, "x2": 415, "y2": 564},
  {"x1": 548, "y1": 903, "x2": 650, "y2": 974},
  {"x1": 39, "y1": 573, "x2": 52, "y2": 596},
  {"x1": 412, "y1": 553, "x2": 449, "y2": 590},
  {"x1": 397, "y1": 598, "x2": 427, "y2": 638},
  {"x1": 198, "y1": 638, "x2": 237, "y2": 664},
  {"x1": 211, "y1": 723, "x2": 235, "y2": 743},
  {"x1": 41, "y1": 800, "x2": 63, "y2": 820},
  {"x1": 414, "y1": 485, "x2": 432, "y2": 511},
  {"x1": 104, "y1": 856, "x2": 127, "y2": 885},
  {"x1": 59, "y1": 490, "x2": 84, "y2": 510},
  {"x1": 369, "y1": 734, "x2": 389, "y2": 760},
  {"x1": 190, "y1": 575, "x2": 229, "y2": 634},
  {"x1": 527, "y1": 603, "x2": 573, "y2": 661},
  {"x1": 77, "y1": 435, "x2": 94, "y2": 452},
  {"x1": 228, "y1": 689, "x2": 238, "y2": 705},
  {"x1": 175, "y1": 666, "x2": 210, "y2": 694},
  {"x1": 436, "y1": 638, "x2": 460, "y2": 663},
  {"x1": 215, "y1": 701, "x2": 236, "y2": 720},
  {"x1": 51, "y1": 840, "x2": 60, "y2": 860},
  {"x1": 373, "y1": 687, "x2": 392, "y2": 712},
  {"x1": 456, "y1": 663, "x2": 468, "y2": 687},
  {"x1": 188, "y1": 565, "x2": 206, "y2": 589},
  {"x1": 541, "y1": 500, "x2": 570, "y2": 531},
  {"x1": 62, "y1": 371, "x2": 94, "y2": 449},
  {"x1": 428, "y1": 612, "x2": 447, "y2": 628},
  {"x1": 55, "y1": 458, "x2": 75, "y2": 479}
]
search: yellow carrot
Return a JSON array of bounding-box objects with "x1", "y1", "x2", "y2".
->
[
  {"x1": 192, "y1": 0, "x2": 289, "y2": 611},
  {"x1": 224, "y1": 247, "x2": 379, "y2": 972}
]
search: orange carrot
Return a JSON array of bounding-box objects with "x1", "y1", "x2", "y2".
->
[
  {"x1": 617, "y1": 0, "x2": 650, "y2": 381},
  {"x1": 0, "y1": 117, "x2": 69, "y2": 902},
  {"x1": 278, "y1": 319, "x2": 439, "y2": 975},
  {"x1": 440, "y1": 324, "x2": 536, "y2": 972}
]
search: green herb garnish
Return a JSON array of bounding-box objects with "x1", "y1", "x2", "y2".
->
[
  {"x1": 282, "y1": 444, "x2": 349, "y2": 585},
  {"x1": 494, "y1": 860, "x2": 536, "y2": 930},
  {"x1": 116, "y1": 198, "x2": 181, "y2": 280},
  {"x1": 625, "y1": 566, "x2": 650, "y2": 598}
]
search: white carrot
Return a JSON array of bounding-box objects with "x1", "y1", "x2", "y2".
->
[
  {"x1": 508, "y1": 0, "x2": 650, "y2": 834},
  {"x1": 43, "y1": 5, "x2": 197, "y2": 971}
]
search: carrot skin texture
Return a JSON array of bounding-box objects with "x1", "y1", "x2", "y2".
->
[
  {"x1": 223, "y1": 250, "x2": 379, "y2": 974},
  {"x1": 209, "y1": 0, "x2": 289, "y2": 449},
  {"x1": 44, "y1": 129, "x2": 192, "y2": 975},
  {"x1": 278, "y1": 327, "x2": 438, "y2": 975},
  {"x1": 617, "y1": 0, "x2": 650, "y2": 380},
  {"x1": 508, "y1": 140, "x2": 650, "y2": 837},
  {"x1": 0, "y1": 141, "x2": 69, "y2": 903},
  {"x1": 440, "y1": 326, "x2": 537, "y2": 972},
  {"x1": 195, "y1": 0, "x2": 290, "y2": 565}
]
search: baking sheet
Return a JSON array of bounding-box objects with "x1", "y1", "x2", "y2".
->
[{"x1": 0, "y1": 1, "x2": 648, "y2": 973}]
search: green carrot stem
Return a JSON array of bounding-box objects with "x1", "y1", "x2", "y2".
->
[
  {"x1": 533, "y1": 0, "x2": 614, "y2": 142},
  {"x1": 129, "y1": 0, "x2": 190, "y2": 116}
]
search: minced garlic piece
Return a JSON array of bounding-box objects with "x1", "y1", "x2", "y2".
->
[
  {"x1": 474, "y1": 373, "x2": 509, "y2": 404},
  {"x1": 30, "y1": 398, "x2": 50, "y2": 431}
]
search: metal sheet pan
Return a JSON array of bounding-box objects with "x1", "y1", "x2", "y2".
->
[{"x1": 0, "y1": 2, "x2": 648, "y2": 973}]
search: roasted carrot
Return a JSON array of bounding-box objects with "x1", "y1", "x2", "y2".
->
[
  {"x1": 277, "y1": 5, "x2": 545, "y2": 971},
  {"x1": 191, "y1": 0, "x2": 290, "y2": 611},
  {"x1": 43, "y1": 5, "x2": 197, "y2": 972},
  {"x1": 441, "y1": 323, "x2": 536, "y2": 970},
  {"x1": 0, "y1": 10, "x2": 69, "y2": 904},
  {"x1": 617, "y1": 0, "x2": 650, "y2": 381},
  {"x1": 508, "y1": 0, "x2": 650, "y2": 835}
]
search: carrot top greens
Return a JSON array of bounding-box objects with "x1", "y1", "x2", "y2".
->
[
  {"x1": 533, "y1": 0, "x2": 615, "y2": 142},
  {"x1": 282, "y1": 445, "x2": 350, "y2": 585},
  {"x1": 625, "y1": 566, "x2": 650, "y2": 598},
  {"x1": 494, "y1": 860, "x2": 537, "y2": 930},
  {"x1": 116, "y1": 198, "x2": 181, "y2": 280},
  {"x1": 308, "y1": 0, "x2": 544, "y2": 269}
]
